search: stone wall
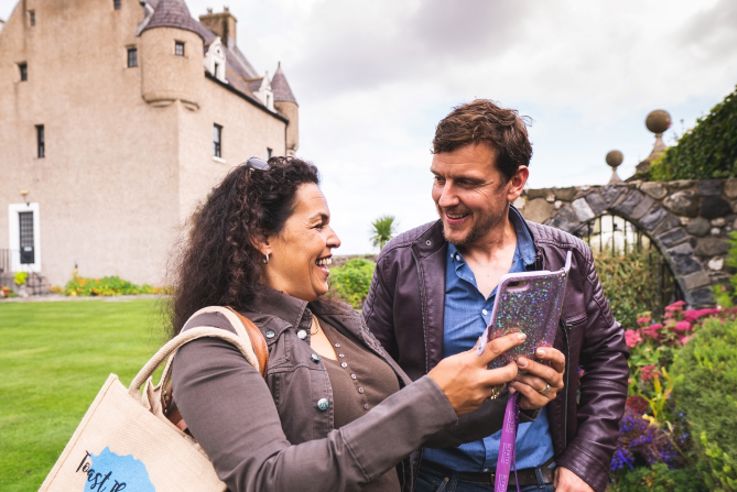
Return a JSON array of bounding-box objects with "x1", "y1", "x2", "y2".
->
[{"x1": 515, "y1": 179, "x2": 737, "y2": 307}]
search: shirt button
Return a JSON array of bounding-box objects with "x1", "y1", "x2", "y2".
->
[
  {"x1": 350, "y1": 374, "x2": 357, "y2": 380},
  {"x1": 482, "y1": 309, "x2": 488, "y2": 316},
  {"x1": 334, "y1": 343, "x2": 342, "y2": 348},
  {"x1": 425, "y1": 240, "x2": 432, "y2": 246},
  {"x1": 357, "y1": 387, "x2": 365, "y2": 394},
  {"x1": 455, "y1": 254, "x2": 461, "y2": 261},
  {"x1": 296, "y1": 329, "x2": 307, "y2": 340},
  {"x1": 340, "y1": 362, "x2": 348, "y2": 369},
  {"x1": 311, "y1": 353, "x2": 320, "y2": 363},
  {"x1": 363, "y1": 403, "x2": 370, "y2": 410},
  {"x1": 316, "y1": 398, "x2": 330, "y2": 411},
  {"x1": 265, "y1": 330, "x2": 275, "y2": 339},
  {"x1": 338, "y1": 353, "x2": 345, "y2": 358}
]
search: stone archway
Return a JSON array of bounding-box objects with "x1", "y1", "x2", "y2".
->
[{"x1": 518, "y1": 182, "x2": 734, "y2": 307}]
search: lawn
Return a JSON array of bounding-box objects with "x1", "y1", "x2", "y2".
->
[{"x1": 0, "y1": 299, "x2": 169, "y2": 491}]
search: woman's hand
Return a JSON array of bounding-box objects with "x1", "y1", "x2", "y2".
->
[
  {"x1": 428, "y1": 332, "x2": 526, "y2": 415},
  {"x1": 509, "y1": 346, "x2": 565, "y2": 410}
]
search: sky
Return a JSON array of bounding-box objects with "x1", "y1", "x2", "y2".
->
[{"x1": 2, "y1": 0, "x2": 736, "y2": 254}]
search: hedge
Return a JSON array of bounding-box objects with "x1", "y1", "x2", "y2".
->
[{"x1": 651, "y1": 85, "x2": 737, "y2": 180}]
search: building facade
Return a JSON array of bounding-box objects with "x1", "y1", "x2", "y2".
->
[{"x1": 0, "y1": 0, "x2": 299, "y2": 287}]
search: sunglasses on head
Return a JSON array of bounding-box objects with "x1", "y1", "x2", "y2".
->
[{"x1": 244, "y1": 156, "x2": 270, "y2": 171}]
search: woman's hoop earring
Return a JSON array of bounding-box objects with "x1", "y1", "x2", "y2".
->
[{"x1": 262, "y1": 252, "x2": 270, "y2": 264}]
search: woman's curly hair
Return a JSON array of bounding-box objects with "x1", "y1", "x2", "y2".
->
[{"x1": 169, "y1": 156, "x2": 319, "y2": 336}]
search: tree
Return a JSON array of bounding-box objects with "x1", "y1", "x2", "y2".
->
[{"x1": 370, "y1": 215, "x2": 396, "y2": 250}]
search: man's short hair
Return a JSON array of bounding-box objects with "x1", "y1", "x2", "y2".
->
[{"x1": 432, "y1": 99, "x2": 532, "y2": 180}]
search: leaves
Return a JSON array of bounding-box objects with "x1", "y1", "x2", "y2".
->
[
  {"x1": 651, "y1": 85, "x2": 737, "y2": 180},
  {"x1": 370, "y1": 215, "x2": 396, "y2": 250}
]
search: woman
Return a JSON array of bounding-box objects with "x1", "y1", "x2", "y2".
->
[{"x1": 169, "y1": 156, "x2": 552, "y2": 491}]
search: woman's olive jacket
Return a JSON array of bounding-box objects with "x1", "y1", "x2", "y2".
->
[{"x1": 171, "y1": 288, "x2": 509, "y2": 491}]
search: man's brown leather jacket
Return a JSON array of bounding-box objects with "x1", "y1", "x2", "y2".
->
[{"x1": 363, "y1": 217, "x2": 629, "y2": 492}]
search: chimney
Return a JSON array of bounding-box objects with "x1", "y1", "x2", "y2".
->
[{"x1": 199, "y1": 7, "x2": 237, "y2": 47}]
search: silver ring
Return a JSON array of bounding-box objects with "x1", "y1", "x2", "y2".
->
[{"x1": 539, "y1": 383, "x2": 552, "y2": 396}]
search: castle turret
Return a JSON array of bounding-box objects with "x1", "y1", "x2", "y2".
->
[
  {"x1": 139, "y1": 0, "x2": 205, "y2": 109},
  {"x1": 271, "y1": 62, "x2": 299, "y2": 155}
]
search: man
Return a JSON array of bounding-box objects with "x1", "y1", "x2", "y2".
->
[{"x1": 363, "y1": 99, "x2": 628, "y2": 492}]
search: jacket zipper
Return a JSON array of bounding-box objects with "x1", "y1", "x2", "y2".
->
[{"x1": 561, "y1": 319, "x2": 570, "y2": 450}]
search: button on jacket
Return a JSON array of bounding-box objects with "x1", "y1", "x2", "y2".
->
[
  {"x1": 363, "y1": 215, "x2": 629, "y2": 492},
  {"x1": 171, "y1": 288, "x2": 511, "y2": 491}
]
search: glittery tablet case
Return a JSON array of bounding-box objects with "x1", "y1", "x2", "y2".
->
[{"x1": 481, "y1": 251, "x2": 572, "y2": 370}]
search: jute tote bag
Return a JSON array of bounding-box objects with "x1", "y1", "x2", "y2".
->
[{"x1": 40, "y1": 306, "x2": 262, "y2": 491}]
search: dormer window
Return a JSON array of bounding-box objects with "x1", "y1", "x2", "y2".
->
[
  {"x1": 18, "y1": 62, "x2": 28, "y2": 82},
  {"x1": 175, "y1": 41, "x2": 185, "y2": 57},
  {"x1": 214, "y1": 62, "x2": 220, "y2": 78}
]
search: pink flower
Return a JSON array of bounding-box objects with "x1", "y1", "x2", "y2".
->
[
  {"x1": 665, "y1": 300, "x2": 686, "y2": 312},
  {"x1": 637, "y1": 314, "x2": 652, "y2": 327},
  {"x1": 683, "y1": 308, "x2": 719, "y2": 323},
  {"x1": 641, "y1": 323, "x2": 662, "y2": 340},
  {"x1": 625, "y1": 329, "x2": 642, "y2": 348},
  {"x1": 639, "y1": 364, "x2": 659, "y2": 382},
  {"x1": 673, "y1": 320, "x2": 692, "y2": 333},
  {"x1": 679, "y1": 334, "x2": 695, "y2": 345}
]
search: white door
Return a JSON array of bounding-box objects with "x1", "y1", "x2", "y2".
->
[{"x1": 8, "y1": 202, "x2": 41, "y2": 272}]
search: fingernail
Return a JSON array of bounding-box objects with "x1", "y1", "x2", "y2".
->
[
  {"x1": 536, "y1": 348, "x2": 546, "y2": 356},
  {"x1": 517, "y1": 333, "x2": 527, "y2": 341},
  {"x1": 517, "y1": 357, "x2": 528, "y2": 368},
  {"x1": 509, "y1": 386, "x2": 517, "y2": 394}
]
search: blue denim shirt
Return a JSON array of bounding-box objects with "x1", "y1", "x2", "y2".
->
[{"x1": 423, "y1": 208, "x2": 555, "y2": 472}]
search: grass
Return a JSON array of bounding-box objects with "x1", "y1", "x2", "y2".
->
[{"x1": 0, "y1": 299, "x2": 169, "y2": 491}]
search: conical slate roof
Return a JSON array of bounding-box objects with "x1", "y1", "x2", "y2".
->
[
  {"x1": 271, "y1": 62, "x2": 297, "y2": 104},
  {"x1": 141, "y1": 0, "x2": 204, "y2": 41}
]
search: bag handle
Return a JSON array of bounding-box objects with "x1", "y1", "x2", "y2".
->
[{"x1": 128, "y1": 326, "x2": 259, "y2": 396}]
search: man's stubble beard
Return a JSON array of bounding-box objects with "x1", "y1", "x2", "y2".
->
[{"x1": 441, "y1": 203, "x2": 509, "y2": 249}]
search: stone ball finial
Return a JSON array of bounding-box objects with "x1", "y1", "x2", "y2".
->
[
  {"x1": 606, "y1": 150, "x2": 624, "y2": 169},
  {"x1": 646, "y1": 109, "x2": 672, "y2": 135}
]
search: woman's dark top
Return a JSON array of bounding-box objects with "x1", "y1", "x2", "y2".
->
[{"x1": 321, "y1": 321, "x2": 401, "y2": 491}]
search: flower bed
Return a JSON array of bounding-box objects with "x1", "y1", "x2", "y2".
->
[{"x1": 610, "y1": 301, "x2": 735, "y2": 490}]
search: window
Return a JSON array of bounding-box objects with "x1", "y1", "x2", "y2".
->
[
  {"x1": 267, "y1": 147, "x2": 273, "y2": 159},
  {"x1": 19, "y1": 211, "x2": 35, "y2": 265},
  {"x1": 113, "y1": 0, "x2": 121, "y2": 10},
  {"x1": 18, "y1": 62, "x2": 28, "y2": 81},
  {"x1": 213, "y1": 124, "x2": 223, "y2": 158},
  {"x1": 213, "y1": 62, "x2": 220, "y2": 78},
  {"x1": 28, "y1": 10, "x2": 35, "y2": 26},
  {"x1": 35, "y1": 125, "x2": 45, "y2": 158},
  {"x1": 127, "y1": 47, "x2": 137, "y2": 68},
  {"x1": 175, "y1": 41, "x2": 185, "y2": 56}
]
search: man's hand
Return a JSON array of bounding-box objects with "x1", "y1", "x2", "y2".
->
[
  {"x1": 508, "y1": 346, "x2": 565, "y2": 410},
  {"x1": 555, "y1": 466, "x2": 594, "y2": 492}
]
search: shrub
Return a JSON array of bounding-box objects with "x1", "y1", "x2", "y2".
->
[
  {"x1": 14, "y1": 271, "x2": 28, "y2": 286},
  {"x1": 671, "y1": 316, "x2": 737, "y2": 491},
  {"x1": 328, "y1": 258, "x2": 376, "y2": 309},
  {"x1": 594, "y1": 248, "x2": 667, "y2": 329},
  {"x1": 610, "y1": 462, "x2": 705, "y2": 492},
  {"x1": 651, "y1": 84, "x2": 737, "y2": 180},
  {"x1": 64, "y1": 273, "x2": 159, "y2": 297}
]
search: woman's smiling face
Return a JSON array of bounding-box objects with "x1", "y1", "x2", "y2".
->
[{"x1": 262, "y1": 182, "x2": 341, "y2": 301}]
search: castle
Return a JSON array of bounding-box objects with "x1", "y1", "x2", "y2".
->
[{"x1": 0, "y1": 0, "x2": 299, "y2": 287}]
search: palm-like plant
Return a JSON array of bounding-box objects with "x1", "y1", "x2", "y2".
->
[{"x1": 371, "y1": 215, "x2": 396, "y2": 250}]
